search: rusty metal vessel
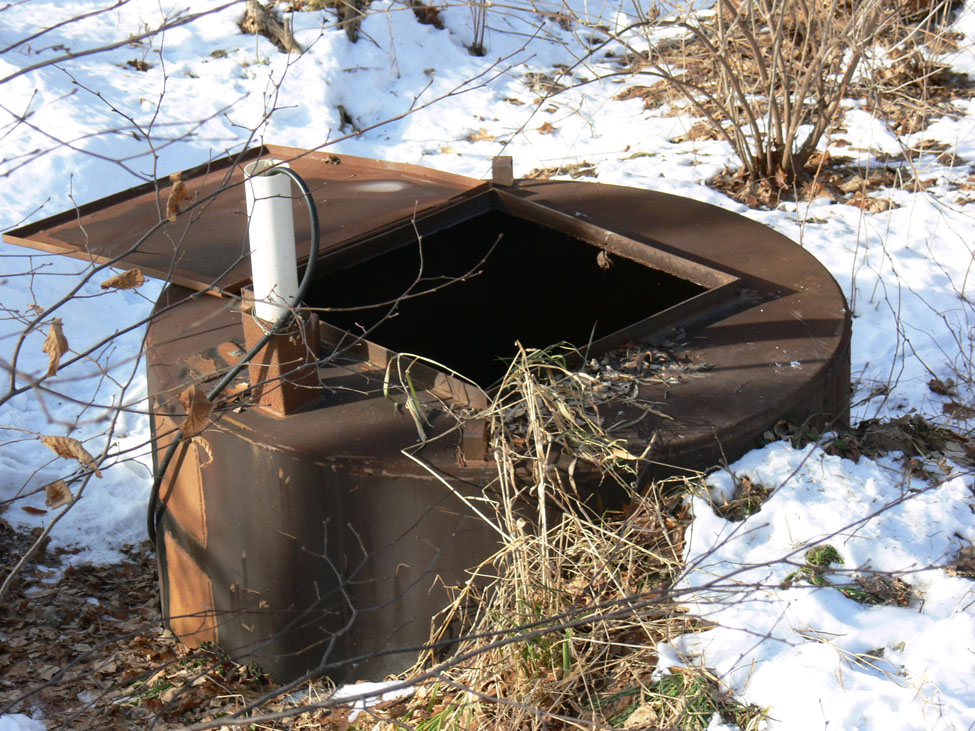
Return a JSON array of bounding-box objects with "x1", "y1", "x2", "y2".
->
[{"x1": 4, "y1": 145, "x2": 850, "y2": 682}]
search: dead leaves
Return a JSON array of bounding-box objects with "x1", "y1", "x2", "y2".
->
[
  {"x1": 847, "y1": 193, "x2": 895, "y2": 213},
  {"x1": 125, "y1": 59, "x2": 152, "y2": 72},
  {"x1": 537, "y1": 121, "x2": 556, "y2": 135},
  {"x1": 931, "y1": 376, "x2": 975, "y2": 417},
  {"x1": 943, "y1": 401, "x2": 975, "y2": 419},
  {"x1": 713, "y1": 475, "x2": 772, "y2": 522},
  {"x1": 42, "y1": 318, "x2": 68, "y2": 377},
  {"x1": 850, "y1": 573, "x2": 920, "y2": 607},
  {"x1": 466, "y1": 127, "x2": 496, "y2": 142},
  {"x1": 614, "y1": 85, "x2": 656, "y2": 102},
  {"x1": 166, "y1": 172, "x2": 191, "y2": 222},
  {"x1": 44, "y1": 479, "x2": 73, "y2": 509},
  {"x1": 0, "y1": 535, "x2": 187, "y2": 728},
  {"x1": 709, "y1": 162, "x2": 905, "y2": 210},
  {"x1": 823, "y1": 414, "x2": 964, "y2": 465},
  {"x1": 946, "y1": 544, "x2": 975, "y2": 579},
  {"x1": 41, "y1": 435, "x2": 102, "y2": 478},
  {"x1": 526, "y1": 161, "x2": 598, "y2": 179},
  {"x1": 178, "y1": 386, "x2": 213, "y2": 437},
  {"x1": 100, "y1": 268, "x2": 145, "y2": 291},
  {"x1": 621, "y1": 703, "x2": 660, "y2": 729},
  {"x1": 928, "y1": 377, "x2": 956, "y2": 396},
  {"x1": 671, "y1": 120, "x2": 724, "y2": 143}
]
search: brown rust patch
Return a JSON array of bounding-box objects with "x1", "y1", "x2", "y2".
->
[{"x1": 163, "y1": 533, "x2": 217, "y2": 646}]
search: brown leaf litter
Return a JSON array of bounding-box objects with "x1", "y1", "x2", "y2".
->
[
  {"x1": 526, "y1": 161, "x2": 598, "y2": 179},
  {"x1": 609, "y1": 13, "x2": 975, "y2": 208},
  {"x1": 0, "y1": 517, "x2": 299, "y2": 730},
  {"x1": 946, "y1": 544, "x2": 975, "y2": 579},
  {"x1": 0, "y1": 520, "x2": 166, "y2": 729}
]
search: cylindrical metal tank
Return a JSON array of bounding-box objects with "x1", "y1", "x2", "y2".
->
[{"x1": 4, "y1": 146, "x2": 851, "y2": 683}]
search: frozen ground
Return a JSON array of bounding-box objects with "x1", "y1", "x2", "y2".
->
[{"x1": 1, "y1": 0, "x2": 974, "y2": 728}]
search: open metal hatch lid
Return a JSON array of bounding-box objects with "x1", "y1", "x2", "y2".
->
[{"x1": 2, "y1": 145, "x2": 486, "y2": 294}]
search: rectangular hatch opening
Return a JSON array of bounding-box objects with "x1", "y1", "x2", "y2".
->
[{"x1": 305, "y1": 197, "x2": 729, "y2": 387}]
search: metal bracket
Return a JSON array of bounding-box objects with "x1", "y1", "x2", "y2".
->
[{"x1": 492, "y1": 156, "x2": 514, "y2": 186}]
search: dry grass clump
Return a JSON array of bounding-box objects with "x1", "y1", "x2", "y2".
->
[
  {"x1": 385, "y1": 345, "x2": 709, "y2": 730},
  {"x1": 396, "y1": 484, "x2": 694, "y2": 730}
]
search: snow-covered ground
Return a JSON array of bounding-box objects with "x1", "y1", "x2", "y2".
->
[
  {"x1": 1, "y1": 0, "x2": 974, "y2": 728},
  {"x1": 667, "y1": 444, "x2": 975, "y2": 729}
]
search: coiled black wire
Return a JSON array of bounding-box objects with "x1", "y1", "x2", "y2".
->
[{"x1": 146, "y1": 165, "x2": 320, "y2": 544}]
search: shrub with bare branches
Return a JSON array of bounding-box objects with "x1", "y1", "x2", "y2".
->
[{"x1": 654, "y1": 0, "x2": 892, "y2": 187}]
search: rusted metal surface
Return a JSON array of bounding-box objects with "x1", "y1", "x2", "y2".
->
[
  {"x1": 8, "y1": 148, "x2": 850, "y2": 683},
  {"x1": 3, "y1": 145, "x2": 484, "y2": 295},
  {"x1": 240, "y1": 296, "x2": 321, "y2": 417},
  {"x1": 504, "y1": 180, "x2": 852, "y2": 470},
  {"x1": 161, "y1": 532, "x2": 218, "y2": 647},
  {"x1": 148, "y1": 287, "x2": 497, "y2": 680}
]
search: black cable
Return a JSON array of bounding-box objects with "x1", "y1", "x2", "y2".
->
[{"x1": 146, "y1": 165, "x2": 320, "y2": 544}]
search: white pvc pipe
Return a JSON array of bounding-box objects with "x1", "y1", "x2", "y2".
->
[{"x1": 244, "y1": 158, "x2": 299, "y2": 324}]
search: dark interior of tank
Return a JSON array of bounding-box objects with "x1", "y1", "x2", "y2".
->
[{"x1": 306, "y1": 209, "x2": 707, "y2": 386}]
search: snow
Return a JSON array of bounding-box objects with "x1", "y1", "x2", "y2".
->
[
  {"x1": 0, "y1": 716, "x2": 45, "y2": 731},
  {"x1": 1, "y1": 0, "x2": 974, "y2": 727},
  {"x1": 328, "y1": 681, "x2": 414, "y2": 721},
  {"x1": 663, "y1": 443, "x2": 975, "y2": 728}
]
